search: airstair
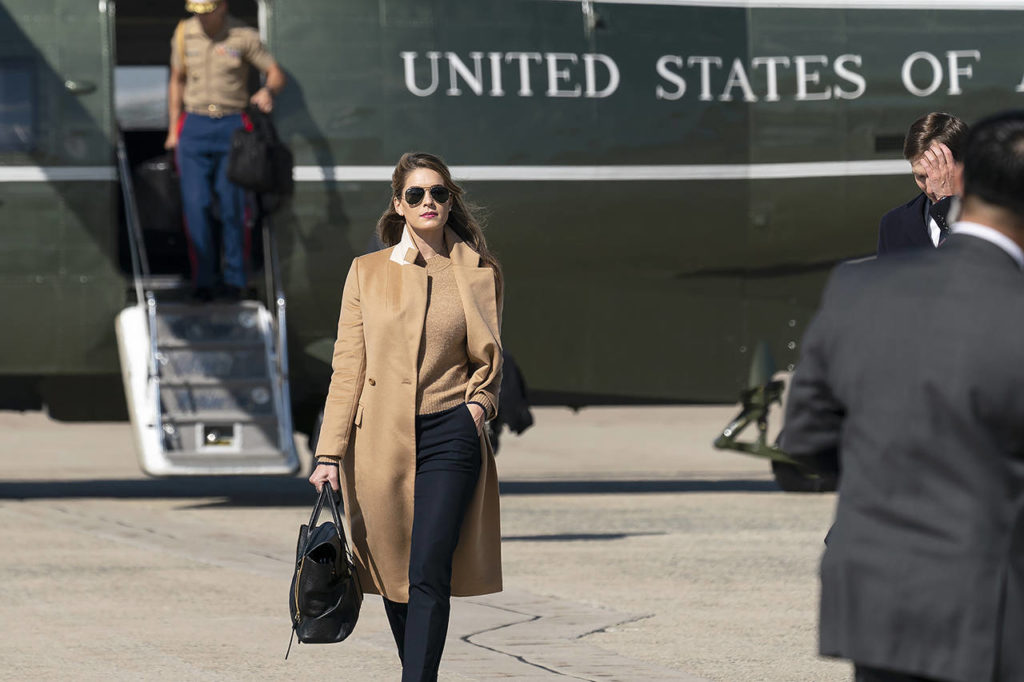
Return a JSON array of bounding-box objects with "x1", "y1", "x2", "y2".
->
[{"x1": 113, "y1": 134, "x2": 299, "y2": 475}]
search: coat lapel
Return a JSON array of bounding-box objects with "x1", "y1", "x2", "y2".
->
[
  {"x1": 448, "y1": 227, "x2": 501, "y2": 341},
  {"x1": 400, "y1": 264, "x2": 428, "y2": 374},
  {"x1": 386, "y1": 226, "x2": 428, "y2": 375}
]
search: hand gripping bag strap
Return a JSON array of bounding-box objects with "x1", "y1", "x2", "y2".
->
[
  {"x1": 243, "y1": 105, "x2": 294, "y2": 198},
  {"x1": 246, "y1": 105, "x2": 280, "y2": 144}
]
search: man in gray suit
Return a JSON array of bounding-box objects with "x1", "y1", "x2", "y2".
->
[{"x1": 782, "y1": 111, "x2": 1024, "y2": 682}]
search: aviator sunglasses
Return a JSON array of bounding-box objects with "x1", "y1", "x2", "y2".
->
[{"x1": 403, "y1": 185, "x2": 451, "y2": 207}]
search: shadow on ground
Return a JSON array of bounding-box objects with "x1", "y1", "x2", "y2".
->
[
  {"x1": 0, "y1": 477, "x2": 782, "y2": 506},
  {"x1": 502, "y1": 532, "x2": 668, "y2": 542}
]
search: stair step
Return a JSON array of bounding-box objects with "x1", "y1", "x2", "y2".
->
[
  {"x1": 164, "y1": 450, "x2": 292, "y2": 465},
  {"x1": 159, "y1": 411, "x2": 279, "y2": 424},
  {"x1": 159, "y1": 377, "x2": 273, "y2": 388},
  {"x1": 154, "y1": 305, "x2": 265, "y2": 346},
  {"x1": 156, "y1": 300, "x2": 263, "y2": 313},
  {"x1": 161, "y1": 386, "x2": 276, "y2": 415},
  {"x1": 157, "y1": 348, "x2": 269, "y2": 381},
  {"x1": 140, "y1": 275, "x2": 189, "y2": 291},
  {"x1": 167, "y1": 449, "x2": 287, "y2": 458},
  {"x1": 156, "y1": 339, "x2": 266, "y2": 350}
]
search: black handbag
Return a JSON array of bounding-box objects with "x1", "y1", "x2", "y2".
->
[
  {"x1": 286, "y1": 485, "x2": 362, "y2": 658},
  {"x1": 228, "y1": 107, "x2": 293, "y2": 195}
]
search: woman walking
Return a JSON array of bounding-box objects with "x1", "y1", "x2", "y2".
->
[{"x1": 309, "y1": 152, "x2": 503, "y2": 681}]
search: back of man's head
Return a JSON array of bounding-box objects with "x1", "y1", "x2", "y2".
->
[
  {"x1": 904, "y1": 112, "x2": 968, "y2": 162},
  {"x1": 963, "y1": 111, "x2": 1024, "y2": 220}
]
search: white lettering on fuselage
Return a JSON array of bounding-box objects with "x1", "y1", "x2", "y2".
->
[
  {"x1": 401, "y1": 49, "x2": 988, "y2": 101},
  {"x1": 401, "y1": 51, "x2": 442, "y2": 97},
  {"x1": 901, "y1": 50, "x2": 980, "y2": 96},
  {"x1": 833, "y1": 54, "x2": 867, "y2": 100},
  {"x1": 401, "y1": 51, "x2": 620, "y2": 98},
  {"x1": 655, "y1": 53, "x2": 866, "y2": 102}
]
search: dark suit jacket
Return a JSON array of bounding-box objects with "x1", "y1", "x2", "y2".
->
[
  {"x1": 782, "y1": 235, "x2": 1024, "y2": 682},
  {"x1": 877, "y1": 193, "x2": 933, "y2": 255}
]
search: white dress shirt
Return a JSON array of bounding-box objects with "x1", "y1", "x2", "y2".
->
[{"x1": 921, "y1": 198, "x2": 945, "y2": 247}]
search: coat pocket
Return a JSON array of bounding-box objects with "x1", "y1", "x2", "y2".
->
[{"x1": 354, "y1": 403, "x2": 364, "y2": 428}]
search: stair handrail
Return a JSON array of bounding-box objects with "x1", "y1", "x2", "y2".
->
[
  {"x1": 145, "y1": 292, "x2": 165, "y2": 441},
  {"x1": 117, "y1": 132, "x2": 166, "y2": 442},
  {"x1": 115, "y1": 131, "x2": 150, "y2": 307},
  {"x1": 259, "y1": 196, "x2": 295, "y2": 453}
]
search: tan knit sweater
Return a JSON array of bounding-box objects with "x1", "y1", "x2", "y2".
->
[{"x1": 416, "y1": 254, "x2": 471, "y2": 415}]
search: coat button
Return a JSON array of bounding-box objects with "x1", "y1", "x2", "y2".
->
[{"x1": 368, "y1": 378, "x2": 376, "y2": 386}]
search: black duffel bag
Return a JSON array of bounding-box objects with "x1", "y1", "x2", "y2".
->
[
  {"x1": 228, "y1": 106, "x2": 293, "y2": 195},
  {"x1": 286, "y1": 485, "x2": 362, "y2": 657},
  {"x1": 133, "y1": 152, "x2": 183, "y2": 233}
]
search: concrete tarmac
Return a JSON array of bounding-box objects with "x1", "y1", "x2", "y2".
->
[{"x1": 0, "y1": 406, "x2": 849, "y2": 681}]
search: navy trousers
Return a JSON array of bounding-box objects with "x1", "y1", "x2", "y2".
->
[
  {"x1": 176, "y1": 112, "x2": 247, "y2": 289},
  {"x1": 383, "y1": 403, "x2": 481, "y2": 682}
]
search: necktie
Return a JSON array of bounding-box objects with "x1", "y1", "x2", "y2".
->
[{"x1": 930, "y1": 197, "x2": 953, "y2": 245}]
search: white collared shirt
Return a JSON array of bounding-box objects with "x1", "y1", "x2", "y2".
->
[
  {"x1": 950, "y1": 221, "x2": 1024, "y2": 269},
  {"x1": 928, "y1": 216, "x2": 943, "y2": 247},
  {"x1": 389, "y1": 224, "x2": 420, "y2": 266}
]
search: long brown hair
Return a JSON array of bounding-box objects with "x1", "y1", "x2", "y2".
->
[{"x1": 376, "y1": 152, "x2": 503, "y2": 299}]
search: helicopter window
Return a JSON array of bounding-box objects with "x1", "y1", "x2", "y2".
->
[
  {"x1": 0, "y1": 61, "x2": 35, "y2": 153},
  {"x1": 115, "y1": 66, "x2": 170, "y2": 131}
]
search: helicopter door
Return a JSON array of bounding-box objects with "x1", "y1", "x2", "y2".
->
[{"x1": 0, "y1": 0, "x2": 121, "y2": 377}]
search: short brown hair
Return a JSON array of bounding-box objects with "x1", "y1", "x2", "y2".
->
[{"x1": 904, "y1": 112, "x2": 969, "y2": 162}]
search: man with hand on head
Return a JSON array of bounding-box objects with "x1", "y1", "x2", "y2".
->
[
  {"x1": 877, "y1": 112, "x2": 967, "y2": 255},
  {"x1": 164, "y1": 0, "x2": 286, "y2": 301},
  {"x1": 784, "y1": 110, "x2": 1024, "y2": 682}
]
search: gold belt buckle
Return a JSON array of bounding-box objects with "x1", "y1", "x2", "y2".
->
[{"x1": 207, "y1": 104, "x2": 224, "y2": 119}]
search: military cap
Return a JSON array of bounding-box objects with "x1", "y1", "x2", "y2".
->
[{"x1": 185, "y1": 0, "x2": 220, "y2": 14}]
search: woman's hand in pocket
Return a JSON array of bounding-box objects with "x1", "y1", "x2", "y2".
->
[{"x1": 467, "y1": 403, "x2": 485, "y2": 434}]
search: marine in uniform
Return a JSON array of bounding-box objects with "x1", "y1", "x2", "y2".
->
[{"x1": 164, "y1": 0, "x2": 286, "y2": 300}]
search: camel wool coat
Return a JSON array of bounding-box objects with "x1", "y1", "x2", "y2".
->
[{"x1": 315, "y1": 225, "x2": 503, "y2": 602}]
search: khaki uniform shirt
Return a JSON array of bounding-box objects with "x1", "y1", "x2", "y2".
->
[{"x1": 170, "y1": 15, "x2": 275, "y2": 116}]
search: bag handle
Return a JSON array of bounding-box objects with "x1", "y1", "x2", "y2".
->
[
  {"x1": 301, "y1": 486, "x2": 350, "y2": 559},
  {"x1": 243, "y1": 104, "x2": 281, "y2": 144},
  {"x1": 322, "y1": 486, "x2": 344, "y2": 530},
  {"x1": 305, "y1": 485, "x2": 343, "y2": 530},
  {"x1": 325, "y1": 488, "x2": 360, "y2": 588},
  {"x1": 308, "y1": 486, "x2": 359, "y2": 569}
]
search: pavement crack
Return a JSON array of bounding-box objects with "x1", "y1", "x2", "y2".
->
[
  {"x1": 251, "y1": 551, "x2": 288, "y2": 563},
  {"x1": 459, "y1": 603, "x2": 596, "y2": 681},
  {"x1": 575, "y1": 612, "x2": 656, "y2": 640}
]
